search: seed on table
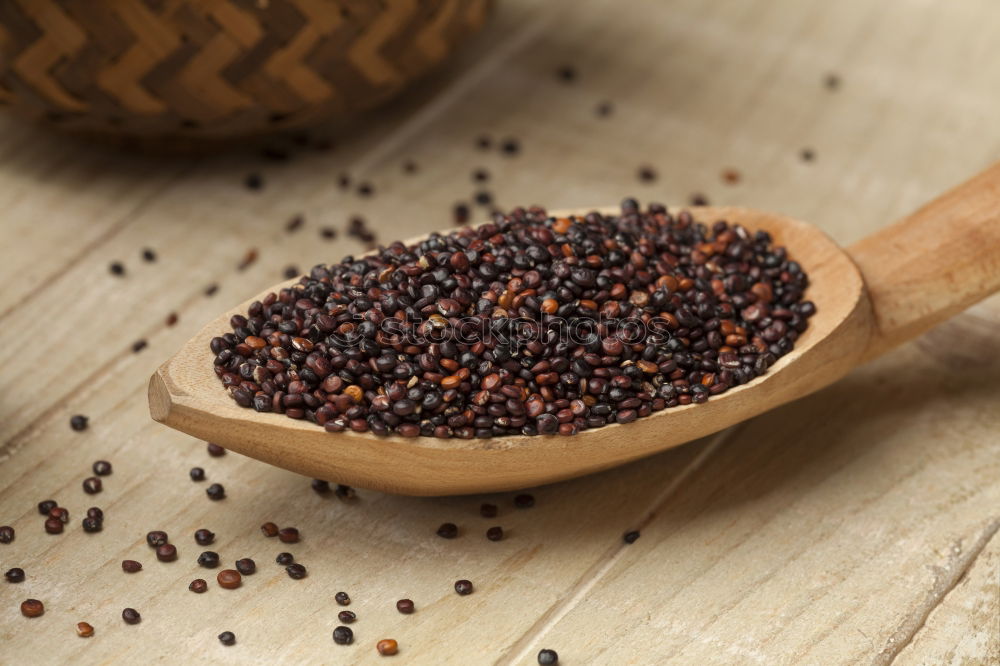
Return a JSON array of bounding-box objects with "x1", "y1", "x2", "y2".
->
[
  {"x1": 131, "y1": 339, "x2": 147, "y2": 353},
  {"x1": 146, "y1": 530, "x2": 168, "y2": 547},
  {"x1": 235, "y1": 558, "x2": 256, "y2": 575},
  {"x1": 50, "y1": 507, "x2": 69, "y2": 523},
  {"x1": 332, "y1": 626, "x2": 354, "y2": 645},
  {"x1": 335, "y1": 591, "x2": 350, "y2": 606},
  {"x1": 87, "y1": 507, "x2": 103, "y2": 520},
  {"x1": 198, "y1": 551, "x2": 220, "y2": 568},
  {"x1": 283, "y1": 265, "x2": 299, "y2": 279},
  {"x1": 311, "y1": 479, "x2": 331, "y2": 494},
  {"x1": 82, "y1": 517, "x2": 103, "y2": 533},
  {"x1": 338, "y1": 610, "x2": 356, "y2": 623},
  {"x1": 82, "y1": 477, "x2": 102, "y2": 494},
  {"x1": 121, "y1": 560, "x2": 142, "y2": 573},
  {"x1": 514, "y1": 494, "x2": 535, "y2": 509},
  {"x1": 356, "y1": 182, "x2": 373, "y2": 197},
  {"x1": 480, "y1": 503, "x2": 498, "y2": 518},
  {"x1": 38, "y1": 499, "x2": 58, "y2": 515},
  {"x1": 70, "y1": 415, "x2": 89, "y2": 432},
  {"x1": 285, "y1": 214, "x2": 304, "y2": 233},
  {"x1": 402, "y1": 159, "x2": 418, "y2": 173},
  {"x1": 436, "y1": 523, "x2": 458, "y2": 539},
  {"x1": 204, "y1": 283, "x2": 219, "y2": 297},
  {"x1": 500, "y1": 137, "x2": 520, "y2": 155},
  {"x1": 637, "y1": 165, "x2": 658, "y2": 183},
  {"x1": 335, "y1": 485, "x2": 356, "y2": 501},
  {"x1": 452, "y1": 202, "x2": 470, "y2": 225},
  {"x1": 45, "y1": 517, "x2": 64, "y2": 534},
  {"x1": 76, "y1": 621, "x2": 95, "y2": 637},
  {"x1": 690, "y1": 193, "x2": 709, "y2": 206},
  {"x1": 218, "y1": 631, "x2": 236, "y2": 646},
  {"x1": 474, "y1": 191, "x2": 493, "y2": 206},
  {"x1": 190, "y1": 467, "x2": 205, "y2": 481},
  {"x1": 377, "y1": 639, "x2": 399, "y2": 656},
  {"x1": 285, "y1": 563, "x2": 307, "y2": 579},
  {"x1": 396, "y1": 599, "x2": 414, "y2": 614},
  {"x1": 623, "y1": 530, "x2": 640, "y2": 544},
  {"x1": 194, "y1": 529, "x2": 215, "y2": 546},
  {"x1": 122, "y1": 608, "x2": 141, "y2": 624},
  {"x1": 92, "y1": 460, "x2": 112, "y2": 476},
  {"x1": 217, "y1": 569, "x2": 242, "y2": 589},
  {"x1": 5, "y1": 567, "x2": 25, "y2": 583},
  {"x1": 21, "y1": 599, "x2": 44, "y2": 617},
  {"x1": 595, "y1": 100, "x2": 613, "y2": 117},
  {"x1": 276, "y1": 552, "x2": 294, "y2": 565},
  {"x1": 475, "y1": 134, "x2": 492, "y2": 150},
  {"x1": 109, "y1": 261, "x2": 125, "y2": 276},
  {"x1": 824, "y1": 73, "x2": 841, "y2": 90},
  {"x1": 472, "y1": 168, "x2": 489, "y2": 183},
  {"x1": 206, "y1": 483, "x2": 226, "y2": 501},
  {"x1": 244, "y1": 173, "x2": 263, "y2": 190},
  {"x1": 142, "y1": 247, "x2": 156, "y2": 262},
  {"x1": 320, "y1": 226, "x2": 337, "y2": 239},
  {"x1": 721, "y1": 168, "x2": 742, "y2": 185},
  {"x1": 156, "y1": 544, "x2": 178, "y2": 562},
  {"x1": 0, "y1": 526, "x2": 14, "y2": 544},
  {"x1": 206, "y1": 442, "x2": 226, "y2": 456},
  {"x1": 260, "y1": 522, "x2": 279, "y2": 537},
  {"x1": 538, "y1": 648, "x2": 559, "y2": 664},
  {"x1": 278, "y1": 527, "x2": 300, "y2": 543},
  {"x1": 189, "y1": 579, "x2": 208, "y2": 593},
  {"x1": 454, "y1": 579, "x2": 473, "y2": 595},
  {"x1": 486, "y1": 526, "x2": 503, "y2": 541},
  {"x1": 556, "y1": 64, "x2": 576, "y2": 82}
]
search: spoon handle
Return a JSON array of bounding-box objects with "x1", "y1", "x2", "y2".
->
[{"x1": 848, "y1": 161, "x2": 1000, "y2": 361}]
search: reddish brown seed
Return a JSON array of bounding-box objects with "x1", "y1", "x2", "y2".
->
[
  {"x1": 44, "y1": 517, "x2": 64, "y2": 534},
  {"x1": 156, "y1": 543, "x2": 177, "y2": 562},
  {"x1": 540, "y1": 298, "x2": 558, "y2": 315},
  {"x1": 217, "y1": 569, "x2": 242, "y2": 589},
  {"x1": 50, "y1": 507, "x2": 69, "y2": 523},
  {"x1": 377, "y1": 639, "x2": 399, "y2": 656},
  {"x1": 21, "y1": 599, "x2": 44, "y2": 617},
  {"x1": 395, "y1": 598, "x2": 415, "y2": 615},
  {"x1": 82, "y1": 477, "x2": 102, "y2": 494},
  {"x1": 206, "y1": 442, "x2": 226, "y2": 456},
  {"x1": 76, "y1": 621, "x2": 94, "y2": 637},
  {"x1": 441, "y1": 375, "x2": 462, "y2": 390},
  {"x1": 721, "y1": 168, "x2": 742, "y2": 185},
  {"x1": 338, "y1": 610, "x2": 356, "y2": 624},
  {"x1": 0, "y1": 525, "x2": 14, "y2": 543},
  {"x1": 121, "y1": 560, "x2": 142, "y2": 573},
  {"x1": 454, "y1": 579, "x2": 473, "y2": 595},
  {"x1": 146, "y1": 530, "x2": 168, "y2": 547},
  {"x1": 260, "y1": 522, "x2": 279, "y2": 537},
  {"x1": 189, "y1": 578, "x2": 208, "y2": 593},
  {"x1": 278, "y1": 527, "x2": 300, "y2": 543}
]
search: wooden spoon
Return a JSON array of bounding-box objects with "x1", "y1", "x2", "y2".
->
[{"x1": 149, "y1": 163, "x2": 1000, "y2": 496}]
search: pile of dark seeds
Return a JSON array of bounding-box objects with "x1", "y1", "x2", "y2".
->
[{"x1": 210, "y1": 201, "x2": 814, "y2": 438}]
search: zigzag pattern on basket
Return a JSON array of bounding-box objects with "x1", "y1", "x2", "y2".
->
[{"x1": 0, "y1": 0, "x2": 490, "y2": 138}]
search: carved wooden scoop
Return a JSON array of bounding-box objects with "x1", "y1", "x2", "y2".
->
[{"x1": 149, "y1": 164, "x2": 1000, "y2": 495}]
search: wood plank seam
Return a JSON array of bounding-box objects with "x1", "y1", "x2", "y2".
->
[
  {"x1": 881, "y1": 517, "x2": 1000, "y2": 665},
  {"x1": 495, "y1": 427, "x2": 739, "y2": 665}
]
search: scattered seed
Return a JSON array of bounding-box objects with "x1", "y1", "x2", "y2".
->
[
  {"x1": 76, "y1": 621, "x2": 95, "y2": 637},
  {"x1": 204, "y1": 283, "x2": 219, "y2": 297},
  {"x1": 156, "y1": 543, "x2": 178, "y2": 562},
  {"x1": 189, "y1": 578, "x2": 208, "y2": 593},
  {"x1": 276, "y1": 552, "x2": 294, "y2": 565},
  {"x1": 44, "y1": 517, "x2": 64, "y2": 534},
  {"x1": 472, "y1": 168, "x2": 490, "y2": 183},
  {"x1": 500, "y1": 138, "x2": 520, "y2": 156},
  {"x1": 333, "y1": 626, "x2": 354, "y2": 645},
  {"x1": 217, "y1": 569, "x2": 242, "y2": 589},
  {"x1": 436, "y1": 523, "x2": 458, "y2": 539},
  {"x1": 198, "y1": 551, "x2": 221, "y2": 568},
  {"x1": 689, "y1": 193, "x2": 709, "y2": 206},
  {"x1": 357, "y1": 182, "x2": 373, "y2": 197},
  {"x1": 278, "y1": 527, "x2": 300, "y2": 543},
  {"x1": 377, "y1": 639, "x2": 398, "y2": 656},
  {"x1": 235, "y1": 558, "x2": 256, "y2": 575},
  {"x1": 141, "y1": 248, "x2": 156, "y2": 262},
  {"x1": 50, "y1": 507, "x2": 69, "y2": 523},
  {"x1": 285, "y1": 563, "x2": 307, "y2": 579},
  {"x1": 92, "y1": 460, "x2": 112, "y2": 476},
  {"x1": 402, "y1": 160, "x2": 418, "y2": 174},
  {"x1": 261, "y1": 145, "x2": 289, "y2": 162},
  {"x1": 244, "y1": 173, "x2": 264, "y2": 190},
  {"x1": 132, "y1": 339, "x2": 148, "y2": 353},
  {"x1": 122, "y1": 560, "x2": 142, "y2": 573},
  {"x1": 82, "y1": 517, "x2": 103, "y2": 533},
  {"x1": 206, "y1": 442, "x2": 226, "y2": 457},
  {"x1": 337, "y1": 173, "x2": 351, "y2": 189},
  {"x1": 514, "y1": 494, "x2": 535, "y2": 509},
  {"x1": 5, "y1": 567, "x2": 25, "y2": 583},
  {"x1": 824, "y1": 73, "x2": 841, "y2": 90},
  {"x1": 70, "y1": 415, "x2": 88, "y2": 432},
  {"x1": 86, "y1": 507, "x2": 103, "y2": 520},
  {"x1": 283, "y1": 265, "x2": 300, "y2": 279},
  {"x1": 261, "y1": 522, "x2": 279, "y2": 538},
  {"x1": 538, "y1": 648, "x2": 559, "y2": 664},
  {"x1": 206, "y1": 483, "x2": 226, "y2": 501},
  {"x1": 218, "y1": 631, "x2": 236, "y2": 646},
  {"x1": 475, "y1": 135, "x2": 492, "y2": 150},
  {"x1": 122, "y1": 608, "x2": 141, "y2": 624},
  {"x1": 338, "y1": 610, "x2": 356, "y2": 623},
  {"x1": 595, "y1": 101, "x2": 613, "y2": 117},
  {"x1": 311, "y1": 479, "x2": 331, "y2": 494},
  {"x1": 146, "y1": 530, "x2": 168, "y2": 547},
  {"x1": 474, "y1": 191, "x2": 493, "y2": 206},
  {"x1": 285, "y1": 214, "x2": 304, "y2": 233},
  {"x1": 335, "y1": 485, "x2": 356, "y2": 502},
  {"x1": 194, "y1": 529, "x2": 215, "y2": 546},
  {"x1": 0, "y1": 526, "x2": 14, "y2": 544},
  {"x1": 82, "y1": 477, "x2": 102, "y2": 494},
  {"x1": 109, "y1": 262, "x2": 125, "y2": 277},
  {"x1": 237, "y1": 249, "x2": 258, "y2": 271},
  {"x1": 721, "y1": 168, "x2": 742, "y2": 185},
  {"x1": 320, "y1": 226, "x2": 338, "y2": 240},
  {"x1": 335, "y1": 591, "x2": 351, "y2": 606},
  {"x1": 800, "y1": 148, "x2": 815, "y2": 162},
  {"x1": 638, "y1": 165, "x2": 658, "y2": 183},
  {"x1": 486, "y1": 526, "x2": 503, "y2": 541},
  {"x1": 21, "y1": 599, "x2": 44, "y2": 617},
  {"x1": 190, "y1": 467, "x2": 205, "y2": 481},
  {"x1": 556, "y1": 65, "x2": 576, "y2": 82},
  {"x1": 452, "y1": 202, "x2": 470, "y2": 225},
  {"x1": 454, "y1": 579, "x2": 473, "y2": 595},
  {"x1": 623, "y1": 530, "x2": 640, "y2": 544},
  {"x1": 396, "y1": 599, "x2": 415, "y2": 614},
  {"x1": 479, "y1": 503, "x2": 498, "y2": 518}
]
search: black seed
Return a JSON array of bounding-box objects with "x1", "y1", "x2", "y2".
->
[
  {"x1": 486, "y1": 526, "x2": 503, "y2": 541},
  {"x1": 454, "y1": 579, "x2": 473, "y2": 595},
  {"x1": 595, "y1": 101, "x2": 613, "y2": 117},
  {"x1": 332, "y1": 626, "x2": 354, "y2": 645},
  {"x1": 82, "y1": 517, "x2": 103, "y2": 533},
  {"x1": 5, "y1": 567, "x2": 25, "y2": 583},
  {"x1": 190, "y1": 467, "x2": 205, "y2": 481},
  {"x1": 146, "y1": 531, "x2": 168, "y2": 547},
  {"x1": 218, "y1": 631, "x2": 236, "y2": 646},
  {"x1": 538, "y1": 648, "x2": 559, "y2": 664},
  {"x1": 556, "y1": 65, "x2": 576, "y2": 82},
  {"x1": 335, "y1": 591, "x2": 351, "y2": 606},
  {"x1": 38, "y1": 500, "x2": 58, "y2": 515},
  {"x1": 514, "y1": 494, "x2": 535, "y2": 509},
  {"x1": 500, "y1": 138, "x2": 520, "y2": 156},
  {"x1": 436, "y1": 522, "x2": 458, "y2": 539},
  {"x1": 244, "y1": 173, "x2": 264, "y2": 190},
  {"x1": 623, "y1": 530, "x2": 640, "y2": 544},
  {"x1": 141, "y1": 248, "x2": 156, "y2": 262},
  {"x1": 311, "y1": 479, "x2": 331, "y2": 494},
  {"x1": 206, "y1": 442, "x2": 226, "y2": 456},
  {"x1": 235, "y1": 558, "x2": 256, "y2": 575},
  {"x1": 480, "y1": 503, "x2": 498, "y2": 518},
  {"x1": 337, "y1": 610, "x2": 356, "y2": 623},
  {"x1": 197, "y1": 551, "x2": 220, "y2": 568},
  {"x1": 276, "y1": 552, "x2": 294, "y2": 565},
  {"x1": 109, "y1": 262, "x2": 125, "y2": 276},
  {"x1": 0, "y1": 526, "x2": 14, "y2": 544},
  {"x1": 92, "y1": 460, "x2": 112, "y2": 476},
  {"x1": 206, "y1": 484, "x2": 226, "y2": 501},
  {"x1": 70, "y1": 415, "x2": 89, "y2": 432},
  {"x1": 131, "y1": 339, "x2": 147, "y2": 353},
  {"x1": 285, "y1": 563, "x2": 307, "y2": 579}
]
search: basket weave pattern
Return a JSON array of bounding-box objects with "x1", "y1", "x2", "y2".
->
[{"x1": 0, "y1": 0, "x2": 490, "y2": 138}]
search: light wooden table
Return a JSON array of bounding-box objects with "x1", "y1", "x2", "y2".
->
[{"x1": 1, "y1": 0, "x2": 998, "y2": 663}]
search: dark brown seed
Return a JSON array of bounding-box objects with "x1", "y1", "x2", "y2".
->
[
  {"x1": 690, "y1": 193, "x2": 709, "y2": 206},
  {"x1": 278, "y1": 527, "x2": 300, "y2": 543},
  {"x1": 283, "y1": 265, "x2": 300, "y2": 279},
  {"x1": 206, "y1": 442, "x2": 226, "y2": 456},
  {"x1": 824, "y1": 73, "x2": 841, "y2": 90},
  {"x1": 396, "y1": 599, "x2": 415, "y2": 614},
  {"x1": 122, "y1": 560, "x2": 142, "y2": 573},
  {"x1": 146, "y1": 530, "x2": 168, "y2": 547},
  {"x1": 38, "y1": 499, "x2": 58, "y2": 515},
  {"x1": 235, "y1": 558, "x2": 256, "y2": 575},
  {"x1": 142, "y1": 248, "x2": 157, "y2": 262},
  {"x1": 276, "y1": 552, "x2": 294, "y2": 565},
  {"x1": 320, "y1": 226, "x2": 338, "y2": 240},
  {"x1": 82, "y1": 477, "x2": 102, "y2": 494},
  {"x1": 595, "y1": 101, "x2": 613, "y2": 117},
  {"x1": 514, "y1": 494, "x2": 535, "y2": 509},
  {"x1": 92, "y1": 460, "x2": 112, "y2": 476},
  {"x1": 475, "y1": 134, "x2": 492, "y2": 150},
  {"x1": 156, "y1": 544, "x2": 177, "y2": 562},
  {"x1": 5, "y1": 567, "x2": 25, "y2": 582},
  {"x1": 311, "y1": 479, "x2": 331, "y2": 494},
  {"x1": 556, "y1": 65, "x2": 576, "y2": 82},
  {"x1": 0, "y1": 526, "x2": 14, "y2": 544},
  {"x1": 82, "y1": 517, "x2": 103, "y2": 533},
  {"x1": 402, "y1": 159, "x2": 418, "y2": 174},
  {"x1": 377, "y1": 639, "x2": 399, "y2": 655},
  {"x1": 217, "y1": 569, "x2": 242, "y2": 589},
  {"x1": 76, "y1": 621, "x2": 95, "y2": 637},
  {"x1": 285, "y1": 563, "x2": 307, "y2": 579},
  {"x1": 454, "y1": 579, "x2": 473, "y2": 595},
  {"x1": 436, "y1": 523, "x2": 458, "y2": 539},
  {"x1": 480, "y1": 503, "x2": 498, "y2": 518},
  {"x1": 189, "y1": 578, "x2": 208, "y2": 593},
  {"x1": 486, "y1": 526, "x2": 503, "y2": 541},
  {"x1": 190, "y1": 467, "x2": 205, "y2": 481},
  {"x1": 131, "y1": 339, "x2": 147, "y2": 353},
  {"x1": 218, "y1": 631, "x2": 236, "y2": 646},
  {"x1": 338, "y1": 610, "x2": 356, "y2": 623},
  {"x1": 333, "y1": 626, "x2": 354, "y2": 645},
  {"x1": 122, "y1": 608, "x2": 141, "y2": 624},
  {"x1": 244, "y1": 173, "x2": 263, "y2": 190},
  {"x1": 197, "y1": 551, "x2": 220, "y2": 568},
  {"x1": 204, "y1": 283, "x2": 219, "y2": 296},
  {"x1": 206, "y1": 483, "x2": 226, "y2": 501},
  {"x1": 194, "y1": 529, "x2": 215, "y2": 546},
  {"x1": 538, "y1": 648, "x2": 559, "y2": 664},
  {"x1": 285, "y1": 214, "x2": 304, "y2": 233},
  {"x1": 335, "y1": 591, "x2": 351, "y2": 606},
  {"x1": 335, "y1": 485, "x2": 356, "y2": 501},
  {"x1": 70, "y1": 415, "x2": 88, "y2": 432},
  {"x1": 109, "y1": 262, "x2": 125, "y2": 276},
  {"x1": 500, "y1": 138, "x2": 520, "y2": 156},
  {"x1": 45, "y1": 517, "x2": 64, "y2": 534},
  {"x1": 50, "y1": 507, "x2": 69, "y2": 523},
  {"x1": 88, "y1": 507, "x2": 104, "y2": 520},
  {"x1": 21, "y1": 599, "x2": 44, "y2": 617},
  {"x1": 800, "y1": 148, "x2": 815, "y2": 162},
  {"x1": 260, "y1": 522, "x2": 279, "y2": 537},
  {"x1": 637, "y1": 165, "x2": 657, "y2": 183},
  {"x1": 623, "y1": 530, "x2": 640, "y2": 544}
]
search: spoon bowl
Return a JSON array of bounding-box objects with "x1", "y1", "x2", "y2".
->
[{"x1": 150, "y1": 164, "x2": 1000, "y2": 495}]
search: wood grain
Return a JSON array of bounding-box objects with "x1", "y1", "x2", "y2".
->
[{"x1": 1, "y1": 0, "x2": 998, "y2": 662}]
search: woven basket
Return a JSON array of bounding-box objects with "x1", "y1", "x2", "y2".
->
[{"x1": 0, "y1": 0, "x2": 490, "y2": 142}]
